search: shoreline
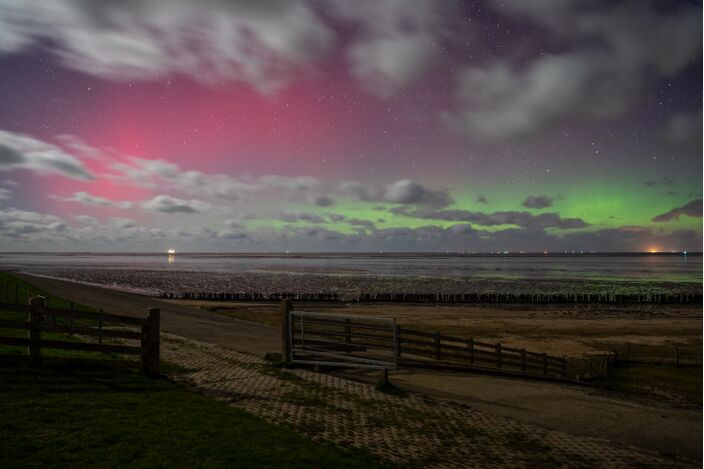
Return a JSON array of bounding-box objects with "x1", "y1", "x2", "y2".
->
[{"x1": 7, "y1": 268, "x2": 702, "y2": 304}]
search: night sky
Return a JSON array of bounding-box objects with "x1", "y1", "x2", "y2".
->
[{"x1": 0, "y1": 0, "x2": 701, "y2": 252}]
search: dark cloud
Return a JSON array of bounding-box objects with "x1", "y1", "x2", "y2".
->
[
  {"x1": 476, "y1": 195, "x2": 489, "y2": 205},
  {"x1": 341, "y1": 179, "x2": 453, "y2": 208},
  {"x1": 652, "y1": 199, "x2": 703, "y2": 223},
  {"x1": 346, "y1": 218, "x2": 376, "y2": 230},
  {"x1": 643, "y1": 177, "x2": 674, "y2": 187},
  {"x1": 276, "y1": 213, "x2": 326, "y2": 223},
  {"x1": 523, "y1": 195, "x2": 553, "y2": 209},
  {"x1": 391, "y1": 206, "x2": 588, "y2": 230}
]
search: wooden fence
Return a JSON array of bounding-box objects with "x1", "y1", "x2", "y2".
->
[
  {"x1": 162, "y1": 290, "x2": 701, "y2": 305},
  {"x1": 396, "y1": 327, "x2": 567, "y2": 378},
  {"x1": 0, "y1": 297, "x2": 160, "y2": 372},
  {"x1": 281, "y1": 302, "x2": 567, "y2": 379}
]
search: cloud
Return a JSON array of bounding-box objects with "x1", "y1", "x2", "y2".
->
[
  {"x1": 331, "y1": 0, "x2": 452, "y2": 98},
  {"x1": 275, "y1": 213, "x2": 325, "y2": 224},
  {"x1": 340, "y1": 179, "x2": 453, "y2": 208},
  {"x1": 141, "y1": 195, "x2": 210, "y2": 214},
  {"x1": 328, "y1": 214, "x2": 347, "y2": 222},
  {"x1": 0, "y1": 130, "x2": 93, "y2": 180},
  {"x1": 53, "y1": 191, "x2": 133, "y2": 209},
  {"x1": 652, "y1": 199, "x2": 703, "y2": 223},
  {"x1": 0, "y1": 0, "x2": 334, "y2": 93},
  {"x1": 523, "y1": 195, "x2": 553, "y2": 209},
  {"x1": 392, "y1": 206, "x2": 588, "y2": 230},
  {"x1": 346, "y1": 218, "x2": 376, "y2": 230},
  {"x1": 643, "y1": 177, "x2": 674, "y2": 188},
  {"x1": 476, "y1": 195, "x2": 489, "y2": 205},
  {"x1": 0, "y1": 187, "x2": 11, "y2": 201},
  {"x1": 311, "y1": 195, "x2": 335, "y2": 207},
  {"x1": 661, "y1": 112, "x2": 702, "y2": 155},
  {"x1": 444, "y1": 1, "x2": 701, "y2": 141}
]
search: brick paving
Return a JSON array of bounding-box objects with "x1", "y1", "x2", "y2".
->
[{"x1": 160, "y1": 333, "x2": 693, "y2": 469}]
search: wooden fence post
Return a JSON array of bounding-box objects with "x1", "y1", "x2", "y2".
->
[
  {"x1": 561, "y1": 357, "x2": 567, "y2": 377},
  {"x1": 393, "y1": 323, "x2": 401, "y2": 362},
  {"x1": 434, "y1": 331, "x2": 441, "y2": 360},
  {"x1": 625, "y1": 343, "x2": 630, "y2": 362},
  {"x1": 148, "y1": 308, "x2": 160, "y2": 373},
  {"x1": 521, "y1": 349, "x2": 526, "y2": 371},
  {"x1": 467, "y1": 338, "x2": 474, "y2": 364},
  {"x1": 28, "y1": 296, "x2": 45, "y2": 365},
  {"x1": 496, "y1": 343, "x2": 502, "y2": 368},
  {"x1": 281, "y1": 299, "x2": 292, "y2": 363}
]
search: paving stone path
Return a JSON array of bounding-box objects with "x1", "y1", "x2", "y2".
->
[{"x1": 160, "y1": 333, "x2": 692, "y2": 469}]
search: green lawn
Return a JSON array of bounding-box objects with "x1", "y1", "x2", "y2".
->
[
  {"x1": 0, "y1": 271, "x2": 390, "y2": 468},
  {"x1": 0, "y1": 366, "x2": 388, "y2": 468}
]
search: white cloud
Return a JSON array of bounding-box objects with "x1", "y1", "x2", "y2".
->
[
  {"x1": 53, "y1": 191, "x2": 133, "y2": 209},
  {"x1": 0, "y1": 0, "x2": 334, "y2": 93},
  {"x1": 0, "y1": 129, "x2": 93, "y2": 180},
  {"x1": 141, "y1": 195, "x2": 211, "y2": 214},
  {"x1": 444, "y1": 0, "x2": 701, "y2": 141},
  {"x1": 331, "y1": 0, "x2": 452, "y2": 98}
]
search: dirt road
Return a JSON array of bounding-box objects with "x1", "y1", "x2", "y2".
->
[{"x1": 18, "y1": 274, "x2": 280, "y2": 356}]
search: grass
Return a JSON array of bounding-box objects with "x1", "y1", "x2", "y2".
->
[
  {"x1": 0, "y1": 366, "x2": 390, "y2": 469},
  {"x1": 594, "y1": 362, "x2": 702, "y2": 407},
  {"x1": 0, "y1": 271, "x2": 392, "y2": 468}
]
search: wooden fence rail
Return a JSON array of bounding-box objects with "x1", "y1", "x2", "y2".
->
[
  {"x1": 281, "y1": 302, "x2": 568, "y2": 379},
  {"x1": 0, "y1": 297, "x2": 160, "y2": 373}
]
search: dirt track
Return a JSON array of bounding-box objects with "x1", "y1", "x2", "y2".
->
[
  {"x1": 17, "y1": 274, "x2": 279, "y2": 355},
  {"x1": 19, "y1": 274, "x2": 703, "y2": 462}
]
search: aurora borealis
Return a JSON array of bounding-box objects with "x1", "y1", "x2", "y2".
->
[{"x1": 0, "y1": 0, "x2": 701, "y2": 252}]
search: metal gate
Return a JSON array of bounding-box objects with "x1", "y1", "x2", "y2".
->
[{"x1": 284, "y1": 308, "x2": 397, "y2": 370}]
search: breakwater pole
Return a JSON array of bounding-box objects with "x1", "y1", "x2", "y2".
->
[{"x1": 160, "y1": 291, "x2": 702, "y2": 305}]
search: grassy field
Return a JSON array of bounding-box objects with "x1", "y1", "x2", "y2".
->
[
  {"x1": 0, "y1": 272, "x2": 390, "y2": 468},
  {"x1": 0, "y1": 365, "x2": 388, "y2": 468}
]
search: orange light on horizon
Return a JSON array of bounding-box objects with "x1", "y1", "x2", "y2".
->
[{"x1": 648, "y1": 247, "x2": 659, "y2": 254}]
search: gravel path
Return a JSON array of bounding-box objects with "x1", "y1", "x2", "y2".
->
[{"x1": 161, "y1": 333, "x2": 693, "y2": 469}]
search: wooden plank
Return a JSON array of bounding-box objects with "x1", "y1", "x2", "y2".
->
[
  {"x1": 0, "y1": 319, "x2": 30, "y2": 330},
  {"x1": 295, "y1": 337, "x2": 392, "y2": 352},
  {"x1": 0, "y1": 336, "x2": 31, "y2": 347},
  {"x1": 40, "y1": 324, "x2": 141, "y2": 340},
  {"x1": 39, "y1": 339, "x2": 141, "y2": 355},
  {"x1": 0, "y1": 302, "x2": 30, "y2": 312},
  {"x1": 293, "y1": 317, "x2": 394, "y2": 332},
  {"x1": 401, "y1": 328, "x2": 495, "y2": 348},
  {"x1": 297, "y1": 328, "x2": 394, "y2": 342},
  {"x1": 43, "y1": 306, "x2": 146, "y2": 325}
]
